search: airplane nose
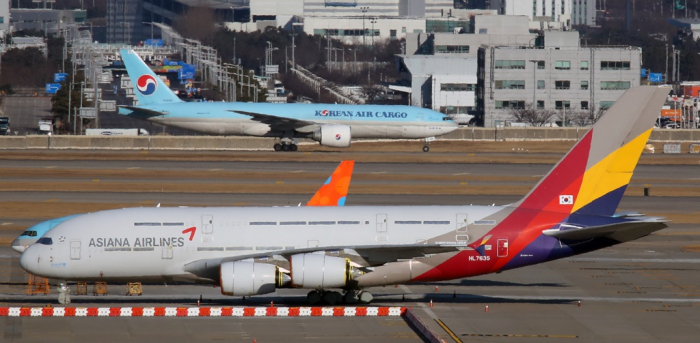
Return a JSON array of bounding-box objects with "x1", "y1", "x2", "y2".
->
[
  {"x1": 11, "y1": 238, "x2": 26, "y2": 253},
  {"x1": 19, "y1": 246, "x2": 38, "y2": 273}
]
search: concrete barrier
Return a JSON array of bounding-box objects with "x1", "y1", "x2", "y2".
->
[{"x1": 0, "y1": 128, "x2": 698, "y2": 150}]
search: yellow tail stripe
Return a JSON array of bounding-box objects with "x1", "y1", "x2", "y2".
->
[{"x1": 573, "y1": 128, "x2": 653, "y2": 212}]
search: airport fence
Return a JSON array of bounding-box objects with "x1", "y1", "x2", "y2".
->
[{"x1": 0, "y1": 128, "x2": 698, "y2": 150}]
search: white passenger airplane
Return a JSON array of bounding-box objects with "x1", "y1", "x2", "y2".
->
[
  {"x1": 11, "y1": 161, "x2": 355, "y2": 253},
  {"x1": 119, "y1": 49, "x2": 458, "y2": 152},
  {"x1": 20, "y1": 87, "x2": 670, "y2": 305}
]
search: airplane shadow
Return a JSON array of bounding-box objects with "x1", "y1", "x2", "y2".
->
[{"x1": 413, "y1": 279, "x2": 569, "y2": 287}]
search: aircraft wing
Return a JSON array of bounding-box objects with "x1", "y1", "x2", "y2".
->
[
  {"x1": 542, "y1": 218, "x2": 668, "y2": 241},
  {"x1": 119, "y1": 105, "x2": 168, "y2": 118},
  {"x1": 230, "y1": 110, "x2": 320, "y2": 133},
  {"x1": 182, "y1": 243, "x2": 471, "y2": 282}
]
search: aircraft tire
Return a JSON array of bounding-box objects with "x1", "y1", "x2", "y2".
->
[
  {"x1": 423, "y1": 145, "x2": 430, "y2": 152},
  {"x1": 281, "y1": 144, "x2": 290, "y2": 151},
  {"x1": 307, "y1": 290, "x2": 321, "y2": 305},
  {"x1": 289, "y1": 144, "x2": 298, "y2": 152},
  {"x1": 322, "y1": 291, "x2": 342, "y2": 305},
  {"x1": 273, "y1": 143, "x2": 282, "y2": 151},
  {"x1": 343, "y1": 291, "x2": 359, "y2": 304}
]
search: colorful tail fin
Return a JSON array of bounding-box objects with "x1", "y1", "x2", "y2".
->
[
  {"x1": 512, "y1": 86, "x2": 670, "y2": 217},
  {"x1": 119, "y1": 49, "x2": 182, "y2": 106},
  {"x1": 307, "y1": 161, "x2": 355, "y2": 206}
]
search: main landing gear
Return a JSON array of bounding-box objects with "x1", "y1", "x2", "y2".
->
[
  {"x1": 273, "y1": 136, "x2": 298, "y2": 152},
  {"x1": 306, "y1": 290, "x2": 373, "y2": 305},
  {"x1": 273, "y1": 143, "x2": 298, "y2": 152}
]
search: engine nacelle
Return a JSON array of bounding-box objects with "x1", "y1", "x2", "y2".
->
[
  {"x1": 312, "y1": 125, "x2": 351, "y2": 148},
  {"x1": 290, "y1": 253, "x2": 361, "y2": 289},
  {"x1": 219, "y1": 261, "x2": 289, "y2": 296}
]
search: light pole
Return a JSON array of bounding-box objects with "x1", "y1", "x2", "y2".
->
[
  {"x1": 361, "y1": 7, "x2": 369, "y2": 46},
  {"x1": 370, "y1": 18, "x2": 377, "y2": 51}
]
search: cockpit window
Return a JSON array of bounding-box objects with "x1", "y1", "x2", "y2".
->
[
  {"x1": 36, "y1": 237, "x2": 53, "y2": 245},
  {"x1": 21, "y1": 230, "x2": 38, "y2": 237}
]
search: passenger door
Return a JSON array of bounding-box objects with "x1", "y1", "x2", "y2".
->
[
  {"x1": 456, "y1": 214, "x2": 468, "y2": 242},
  {"x1": 202, "y1": 215, "x2": 213, "y2": 234},
  {"x1": 497, "y1": 239, "x2": 509, "y2": 258},
  {"x1": 70, "y1": 241, "x2": 81, "y2": 260},
  {"x1": 376, "y1": 214, "x2": 387, "y2": 233}
]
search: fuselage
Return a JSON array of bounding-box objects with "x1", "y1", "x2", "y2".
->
[
  {"x1": 119, "y1": 102, "x2": 458, "y2": 138},
  {"x1": 20, "y1": 205, "x2": 502, "y2": 283}
]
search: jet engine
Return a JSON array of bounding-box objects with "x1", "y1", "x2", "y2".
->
[
  {"x1": 290, "y1": 253, "x2": 362, "y2": 288},
  {"x1": 312, "y1": 125, "x2": 351, "y2": 148},
  {"x1": 219, "y1": 261, "x2": 290, "y2": 296}
]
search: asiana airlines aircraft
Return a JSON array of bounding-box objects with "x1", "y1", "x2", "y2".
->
[
  {"x1": 118, "y1": 49, "x2": 458, "y2": 152},
  {"x1": 20, "y1": 86, "x2": 670, "y2": 305}
]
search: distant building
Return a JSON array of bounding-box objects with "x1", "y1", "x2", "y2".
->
[
  {"x1": 478, "y1": 31, "x2": 641, "y2": 127},
  {"x1": 488, "y1": 0, "x2": 597, "y2": 30},
  {"x1": 11, "y1": 9, "x2": 87, "y2": 36},
  {"x1": 396, "y1": 15, "x2": 535, "y2": 124},
  {"x1": 395, "y1": 54, "x2": 478, "y2": 124},
  {"x1": 0, "y1": 0, "x2": 9, "y2": 36},
  {"x1": 406, "y1": 15, "x2": 536, "y2": 57},
  {"x1": 107, "y1": 0, "x2": 143, "y2": 45}
]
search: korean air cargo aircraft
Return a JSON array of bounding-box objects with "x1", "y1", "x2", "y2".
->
[
  {"x1": 118, "y1": 50, "x2": 458, "y2": 152},
  {"x1": 21, "y1": 87, "x2": 670, "y2": 305},
  {"x1": 11, "y1": 161, "x2": 354, "y2": 253}
]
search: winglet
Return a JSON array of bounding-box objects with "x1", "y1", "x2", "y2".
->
[{"x1": 307, "y1": 161, "x2": 355, "y2": 206}]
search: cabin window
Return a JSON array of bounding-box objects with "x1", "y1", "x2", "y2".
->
[
  {"x1": 134, "y1": 222, "x2": 162, "y2": 226},
  {"x1": 250, "y1": 222, "x2": 277, "y2": 226}
]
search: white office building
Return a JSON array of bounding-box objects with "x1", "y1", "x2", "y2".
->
[{"x1": 478, "y1": 31, "x2": 641, "y2": 127}]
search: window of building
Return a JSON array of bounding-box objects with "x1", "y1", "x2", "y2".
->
[
  {"x1": 555, "y1": 80, "x2": 571, "y2": 90},
  {"x1": 600, "y1": 81, "x2": 631, "y2": 90},
  {"x1": 390, "y1": 29, "x2": 397, "y2": 39},
  {"x1": 537, "y1": 80, "x2": 545, "y2": 89},
  {"x1": 581, "y1": 80, "x2": 589, "y2": 90},
  {"x1": 600, "y1": 101, "x2": 615, "y2": 109},
  {"x1": 600, "y1": 61, "x2": 631, "y2": 70},
  {"x1": 580, "y1": 61, "x2": 589, "y2": 70},
  {"x1": 495, "y1": 60, "x2": 526, "y2": 69},
  {"x1": 440, "y1": 106, "x2": 474, "y2": 114},
  {"x1": 0, "y1": 17, "x2": 4, "y2": 24},
  {"x1": 555, "y1": 60, "x2": 571, "y2": 70},
  {"x1": 536, "y1": 60, "x2": 545, "y2": 69},
  {"x1": 435, "y1": 45, "x2": 470, "y2": 53},
  {"x1": 401, "y1": 27, "x2": 406, "y2": 33},
  {"x1": 440, "y1": 83, "x2": 475, "y2": 91},
  {"x1": 495, "y1": 100, "x2": 526, "y2": 109},
  {"x1": 495, "y1": 80, "x2": 525, "y2": 90},
  {"x1": 537, "y1": 100, "x2": 545, "y2": 109},
  {"x1": 555, "y1": 100, "x2": 571, "y2": 109},
  {"x1": 581, "y1": 101, "x2": 589, "y2": 110}
]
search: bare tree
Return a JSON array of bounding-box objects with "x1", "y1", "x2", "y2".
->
[{"x1": 508, "y1": 102, "x2": 557, "y2": 126}]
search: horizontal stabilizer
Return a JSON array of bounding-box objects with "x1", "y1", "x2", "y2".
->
[
  {"x1": 542, "y1": 219, "x2": 668, "y2": 241},
  {"x1": 119, "y1": 105, "x2": 168, "y2": 117}
]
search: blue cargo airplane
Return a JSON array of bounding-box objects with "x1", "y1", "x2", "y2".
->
[{"x1": 118, "y1": 49, "x2": 458, "y2": 152}]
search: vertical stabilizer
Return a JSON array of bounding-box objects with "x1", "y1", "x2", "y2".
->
[
  {"x1": 307, "y1": 161, "x2": 355, "y2": 206},
  {"x1": 119, "y1": 49, "x2": 182, "y2": 106},
  {"x1": 513, "y1": 86, "x2": 670, "y2": 217}
]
